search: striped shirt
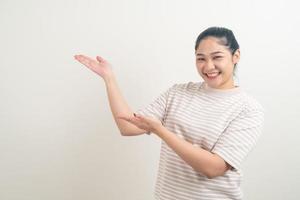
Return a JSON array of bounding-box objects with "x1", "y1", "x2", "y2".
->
[{"x1": 136, "y1": 81, "x2": 264, "y2": 200}]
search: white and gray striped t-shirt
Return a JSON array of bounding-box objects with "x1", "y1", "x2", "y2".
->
[{"x1": 136, "y1": 81, "x2": 264, "y2": 200}]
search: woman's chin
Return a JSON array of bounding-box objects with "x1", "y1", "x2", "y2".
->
[{"x1": 204, "y1": 78, "x2": 222, "y2": 89}]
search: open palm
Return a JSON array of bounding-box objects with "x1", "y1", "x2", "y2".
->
[{"x1": 74, "y1": 54, "x2": 113, "y2": 79}]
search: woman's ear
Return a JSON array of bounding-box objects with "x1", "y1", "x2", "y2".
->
[{"x1": 233, "y1": 49, "x2": 240, "y2": 65}]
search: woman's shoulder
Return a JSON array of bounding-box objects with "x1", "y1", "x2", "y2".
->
[{"x1": 239, "y1": 91, "x2": 265, "y2": 114}]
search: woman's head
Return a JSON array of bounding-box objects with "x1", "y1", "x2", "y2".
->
[{"x1": 195, "y1": 27, "x2": 240, "y2": 89}]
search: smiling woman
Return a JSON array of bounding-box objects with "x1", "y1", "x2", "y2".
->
[
  {"x1": 195, "y1": 27, "x2": 240, "y2": 90},
  {"x1": 74, "y1": 26, "x2": 264, "y2": 200}
]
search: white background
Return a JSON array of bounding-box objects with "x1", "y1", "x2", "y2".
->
[{"x1": 1, "y1": 0, "x2": 299, "y2": 199}]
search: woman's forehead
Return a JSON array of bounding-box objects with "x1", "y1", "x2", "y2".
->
[{"x1": 196, "y1": 38, "x2": 229, "y2": 55}]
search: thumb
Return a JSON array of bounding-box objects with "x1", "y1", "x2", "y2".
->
[{"x1": 96, "y1": 56, "x2": 105, "y2": 63}]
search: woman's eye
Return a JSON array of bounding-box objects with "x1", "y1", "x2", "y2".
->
[
  {"x1": 214, "y1": 56, "x2": 223, "y2": 59},
  {"x1": 197, "y1": 58, "x2": 205, "y2": 61}
]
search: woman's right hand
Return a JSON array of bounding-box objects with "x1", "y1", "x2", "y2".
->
[{"x1": 74, "y1": 54, "x2": 113, "y2": 80}]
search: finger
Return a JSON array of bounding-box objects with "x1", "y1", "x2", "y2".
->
[
  {"x1": 80, "y1": 55, "x2": 98, "y2": 66},
  {"x1": 134, "y1": 113, "x2": 144, "y2": 118},
  {"x1": 74, "y1": 55, "x2": 86, "y2": 62},
  {"x1": 136, "y1": 115, "x2": 147, "y2": 122},
  {"x1": 118, "y1": 116, "x2": 141, "y2": 125},
  {"x1": 75, "y1": 55, "x2": 99, "y2": 70},
  {"x1": 74, "y1": 54, "x2": 90, "y2": 60},
  {"x1": 74, "y1": 54, "x2": 91, "y2": 65},
  {"x1": 127, "y1": 117, "x2": 144, "y2": 127},
  {"x1": 137, "y1": 115, "x2": 154, "y2": 122},
  {"x1": 117, "y1": 116, "x2": 131, "y2": 121}
]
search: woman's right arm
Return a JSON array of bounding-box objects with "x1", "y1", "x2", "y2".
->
[
  {"x1": 74, "y1": 54, "x2": 147, "y2": 136},
  {"x1": 104, "y1": 74, "x2": 148, "y2": 136}
]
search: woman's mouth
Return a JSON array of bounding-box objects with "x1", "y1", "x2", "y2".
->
[{"x1": 205, "y1": 72, "x2": 221, "y2": 79}]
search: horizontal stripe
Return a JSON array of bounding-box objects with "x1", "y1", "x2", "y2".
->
[{"x1": 137, "y1": 81, "x2": 264, "y2": 200}]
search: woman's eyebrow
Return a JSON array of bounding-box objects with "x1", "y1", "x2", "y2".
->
[
  {"x1": 211, "y1": 51, "x2": 224, "y2": 55},
  {"x1": 196, "y1": 51, "x2": 224, "y2": 56}
]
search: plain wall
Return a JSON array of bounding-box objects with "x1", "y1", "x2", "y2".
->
[{"x1": 1, "y1": 0, "x2": 299, "y2": 199}]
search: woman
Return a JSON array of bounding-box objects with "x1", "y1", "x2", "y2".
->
[{"x1": 74, "y1": 27, "x2": 264, "y2": 200}]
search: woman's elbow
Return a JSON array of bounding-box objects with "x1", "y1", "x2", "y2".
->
[
  {"x1": 120, "y1": 130, "x2": 133, "y2": 136},
  {"x1": 119, "y1": 130, "x2": 146, "y2": 136},
  {"x1": 120, "y1": 131, "x2": 128, "y2": 136}
]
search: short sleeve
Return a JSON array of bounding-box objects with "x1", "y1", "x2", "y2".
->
[
  {"x1": 135, "y1": 84, "x2": 175, "y2": 123},
  {"x1": 211, "y1": 107, "x2": 265, "y2": 171}
]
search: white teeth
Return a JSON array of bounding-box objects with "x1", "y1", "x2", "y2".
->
[{"x1": 206, "y1": 72, "x2": 220, "y2": 77}]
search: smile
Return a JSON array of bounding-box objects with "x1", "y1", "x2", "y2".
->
[{"x1": 205, "y1": 72, "x2": 221, "y2": 79}]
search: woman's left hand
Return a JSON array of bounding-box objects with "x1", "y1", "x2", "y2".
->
[{"x1": 118, "y1": 113, "x2": 163, "y2": 135}]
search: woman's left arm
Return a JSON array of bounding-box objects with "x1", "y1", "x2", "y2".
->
[
  {"x1": 118, "y1": 113, "x2": 231, "y2": 179},
  {"x1": 155, "y1": 125, "x2": 231, "y2": 179}
]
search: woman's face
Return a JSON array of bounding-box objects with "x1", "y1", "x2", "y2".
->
[{"x1": 195, "y1": 37, "x2": 240, "y2": 89}]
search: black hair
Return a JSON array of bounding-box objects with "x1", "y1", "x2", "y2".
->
[
  {"x1": 195, "y1": 27, "x2": 239, "y2": 53},
  {"x1": 195, "y1": 26, "x2": 240, "y2": 70}
]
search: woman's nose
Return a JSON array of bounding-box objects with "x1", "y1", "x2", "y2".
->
[{"x1": 205, "y1": 59, "x2": 215, "y2": 70}]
